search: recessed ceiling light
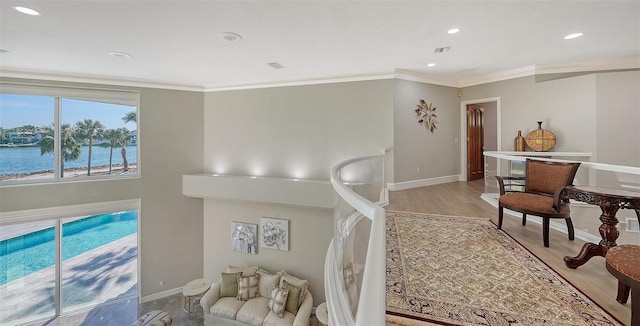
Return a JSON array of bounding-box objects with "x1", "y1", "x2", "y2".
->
[
  {"x1": 564, "y1": 32, "x2": 584, "y2": 40},
  {"x1": 14, "y1": 6, "x2": 41, "y2": 16},
  {"x1": 427, "y1": 63, "x2": 436, "y2": 67},
  {"x1": 108, "y1": 51, "x2": 132, "y2": 58},
  {"x1": 222, "y1": 32, "x2": 243, "y2": 42},
  {"x1": 447, "y1": 28, "x2": 460, "y2": 34}
]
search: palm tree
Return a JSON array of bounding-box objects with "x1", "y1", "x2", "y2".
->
[
  {"x1": 99, "y1": 128, "x2": 128, "y2": 174},
  {"x1": 122, "y1": 111, "x2": 137, "y2": 123},
  {"x1": 39, "y1": 124, "x2": 81, "y2": 177},
  {"x1": 74, "y1": 119, "x2": 105, "y2": 176},
  {"x1": 121, "y1": 111, "x2": 137, "y2": 171}
]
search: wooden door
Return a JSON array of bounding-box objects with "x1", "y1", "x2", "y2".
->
[{"x1": 467, "y1": 105, "x2": 484, "y2": 181}]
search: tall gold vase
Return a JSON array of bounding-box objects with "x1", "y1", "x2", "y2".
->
[{"x1": 514, "y1": 130, "x2": 526, "y2": 151}]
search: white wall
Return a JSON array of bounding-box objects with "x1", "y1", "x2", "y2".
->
[
  {"x1": 204, "y1": 80, "x2": 394, "y2": 180},
  {"x1": 393, "y1": 79, "x2": 461, "y2": 183},
  {"x1": 203, "y1": 199, "x2": 332, "y2": 304},
  {"x1": 461, "y1": 75, "x2": 598, "y2": 155},
  {"x1": 202, "y1": 79, "x2": 394, "y2": 304}
]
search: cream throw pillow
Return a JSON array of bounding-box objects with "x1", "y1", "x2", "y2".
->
[
  {"x1": 237, "y1": 274, "x2": 260, "y2": 301},
  {"x1": 257, "y1": 270, "x2": 281, "y2": 298},
  {"x1": 279, "y1": 271, "x2": 308, "y2": 307},
  {"x1": 220, "y1": 272, "x2": 242, "y2": 297},
  {"x1": 268, "y1": 285, "x2": 289, "y2": 318},
  {"x1": 226, "y1": 265, "x2": 258, "y2": 276}
]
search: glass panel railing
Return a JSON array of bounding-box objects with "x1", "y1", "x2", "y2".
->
[
  {"x1": 325, "y1": 154, "x2": 386, "y2": 326},
  {"x1": 483, "y1": 151, "x2": 640, "y2": 245}
]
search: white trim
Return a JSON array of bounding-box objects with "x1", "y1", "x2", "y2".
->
[
  {"x1": 3, "y1": 57, "x2": 637, "y2": 92},
  {"x1": 458, "y1": 66, "x2": 535, "y2": 87},
  {"x1": 392, "y1": 69, "x2": 459, "y2": 87},
  {"x1": 534, "y1": 56, "x2": 640, "y2": 75},
  {"x1": 183, "y1": 174, "x2": 333, "y2": 209},
  {"x1": 139, "y1": 287, "x2": 184, "y2": 304},
  {"x1": 0, "y1": 68, "x2": 205, "y2": 92},
  {"x1": 387, "y1": 174, "x2": 460, "y2": 191},
  {"x1": 0, "y1": 81, "x2": 140, "y2": 106},
  {"x1": 204, "y1": 73, "x2": 394, "y2": 92},
  {"x1": 0, "y1": 199, "x2": 141, "y2": 225},
  {"x1": 460, "y1": 97, "x2": 502, "y2": 182}
]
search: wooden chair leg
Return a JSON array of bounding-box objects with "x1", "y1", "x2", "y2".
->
[
  {"x1": 522, "y1": 213, "x2": 527, "y2": 226},
  {"x1": 543, "y1": 217, "x2": 550, "y2": 247},
  {"x1": 565, "y1": 217, "x2": 575, "y2": 241},
  {"x1": 631, "y1": 287, "x2": 639, "y2": 326},
  {"x1": 617, "y1": 281, "x2": 631, "y2": 304},
  {"x1": 498, "y1": 206, "x2": 504, "y2": 229}
]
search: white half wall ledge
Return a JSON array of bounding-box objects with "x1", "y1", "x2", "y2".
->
[
  {"x1": 182, "y1": 174, "x2": 334, "y2": 209},
  {"x1": 387, "y1": 175, "x2": 460, "y2": 191}
]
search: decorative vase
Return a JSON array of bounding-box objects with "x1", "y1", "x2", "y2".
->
[
  {"x1": 514, "y1": 130, "x2": 526, "y2": 152},
  {"x1": 525, "y1": 121, "x2": 556, "y2": 152}
]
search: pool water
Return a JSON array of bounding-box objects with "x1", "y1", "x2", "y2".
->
[{"x1": 0, "y1": 210, "x2": 137, "y2": 285}]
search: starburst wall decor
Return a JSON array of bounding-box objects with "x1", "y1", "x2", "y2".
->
[{"x1": 414, "y1": 99, "x2": 438, "y2": 133}]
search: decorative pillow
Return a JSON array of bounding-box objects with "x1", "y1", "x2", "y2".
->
[
  {"x1": 237, "y1": 273, "x2": 260, "y2": 301},
  {"x1": 279, "y1": 271, "x2": 308, "y2": 307},
  {"x1": 226, "y1": 265, "x2": 258, "y2": 276},
  {"x1": 281, "y1": 280, "x2": 301, "y2": 315},
  {"x1": 268, "y1": 285, "x2": 289, "y2": 318},
  {"x1": 220, "y1": 272, "x2": 241, "y2": 297},
  {"x1": 257, "y1": 269, "x2": 281, "y2": 298}
]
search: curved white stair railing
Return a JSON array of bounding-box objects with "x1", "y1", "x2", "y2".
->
[{"x1": 324, "y1": 154, "x2": 387, "y2": 326}]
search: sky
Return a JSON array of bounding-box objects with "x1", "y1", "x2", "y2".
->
[{"x1": 0, "y1": 94, "x2": 135, "y2": 130}]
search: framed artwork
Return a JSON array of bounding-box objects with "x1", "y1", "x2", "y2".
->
[
  {"x1": 231, "y1": 221, "x2": 257, "y2": 254},
  {"x1": 260, "y1": 217, "x2": 289, "y2": 251}
]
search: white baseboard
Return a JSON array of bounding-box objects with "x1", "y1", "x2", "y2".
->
[
  {"x1": 387, "y1": 175, "x2": 460, "y2": 191},
  {"x1": 480, "y1": 193, "x2": 601, "y2": 244},
  {"x1": 140, "y1": 287, "x2": 183, "y2": 303}
]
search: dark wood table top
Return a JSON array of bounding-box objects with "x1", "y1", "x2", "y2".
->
[{"x1": 566, "y1": 186, "x2": 640, "y2": 201}]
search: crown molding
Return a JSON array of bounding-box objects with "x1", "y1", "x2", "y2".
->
[
  {"x1": 0, "y1": 68, "x2": 205, "y2": 92},
  {"x1": 203, "y1": 73, "x2": 394, "y2": 92},
  {"x1": 457, "y1": 66, "x2": 536, "y2": 87},
  {"x1": 392, "y1": 69, "x2": 459, "y2": 88},
  {"x1": 534, "y1": 56, "x2": 640, "y2": 75},
  {"x1": 2, "y1": 57, "x2": 638, "y2": 93}
]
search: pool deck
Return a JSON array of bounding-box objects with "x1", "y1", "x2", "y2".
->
[
  {"x1": 0, "y1": 216, "x2": 92, "y2": 242},
  {"x1": 0, "y1": 234, "x2": 137, "y2": 325}
]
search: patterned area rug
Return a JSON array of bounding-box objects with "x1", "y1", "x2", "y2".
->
[{"x1": 386, "y1": 211, "x2": 622, "y2": 326}]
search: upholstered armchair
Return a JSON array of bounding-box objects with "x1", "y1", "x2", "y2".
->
[{"x1": 496, "y1": 158, "x2": 581, "y2": 247}]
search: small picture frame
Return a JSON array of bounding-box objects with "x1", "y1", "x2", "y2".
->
[
  {"x1": 231, "y1": 221, "x2": 258, "y2": 254},
  {"x1": 260, "y1": 217, "x2": 289, "y2": 251}
]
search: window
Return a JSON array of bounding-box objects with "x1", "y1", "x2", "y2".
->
[
  {"x1": 0, "y1": 204, "x2": 139, "y2": 325},
  {"x1": 0, "y1": 84, "x2": 139, "y2": 184}
]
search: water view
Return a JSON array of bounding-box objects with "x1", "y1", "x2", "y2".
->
[{"x1": 0, "y1": 145, "x2": 137, "y2": 176}]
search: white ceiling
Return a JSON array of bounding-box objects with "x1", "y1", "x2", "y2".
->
[{"x1": 1, "y1": 1, "x2": 639, "y2": 90}]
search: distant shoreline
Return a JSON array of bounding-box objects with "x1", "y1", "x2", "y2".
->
[{"x1": 0, "y1": 163, "x2": 138, "y2": 182}]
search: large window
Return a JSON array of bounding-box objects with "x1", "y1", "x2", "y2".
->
[
  {"x1": 0, "y1": 206, "x2": 139, "y2": 325},
  {"x1": 0, "y1": 84, "x2": 139, "y2": 184}
]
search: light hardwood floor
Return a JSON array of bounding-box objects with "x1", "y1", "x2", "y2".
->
[{"x1": 386, "y1": 179, "x2": 631, "y2": 326}]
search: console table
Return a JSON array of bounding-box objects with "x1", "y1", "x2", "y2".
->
[{"x1": 563, "y1": 186, "x2": 640, "y2": 269}]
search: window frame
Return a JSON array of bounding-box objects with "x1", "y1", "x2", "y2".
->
[{"x1": 0, "y1": 83, "x2": 141, "y2": 186}]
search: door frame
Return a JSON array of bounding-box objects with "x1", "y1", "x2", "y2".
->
[{"x1": 459, "y1": 97, "x2": 501, "y2": 181}]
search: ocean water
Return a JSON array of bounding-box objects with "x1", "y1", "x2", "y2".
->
[{"x1": 0, "y1": 145, "x2": 137, "y2": 175}]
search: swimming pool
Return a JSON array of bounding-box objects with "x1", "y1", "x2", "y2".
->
[{"x1": 0, "y1": 210, "x2": 137, "y2": 285}]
